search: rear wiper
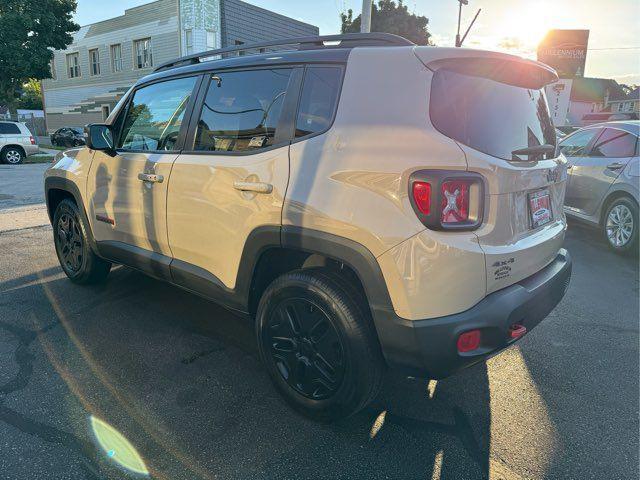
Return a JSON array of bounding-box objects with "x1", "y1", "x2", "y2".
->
[{"x1": 511, "y1": 144, "x2": 556, "y2": 160}]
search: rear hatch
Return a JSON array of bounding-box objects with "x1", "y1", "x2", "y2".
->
[{"x1": 417, "y1": 49, "x2": 568, "y2": 293}]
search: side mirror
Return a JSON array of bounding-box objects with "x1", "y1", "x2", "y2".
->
[{"x1": 87, "y1": 124, "x2": 115, "y2": 152}]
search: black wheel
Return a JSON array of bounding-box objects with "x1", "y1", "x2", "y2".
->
[
  {"x1": 1, "y1": 147, "x2": 24, "y2": 164},
  {"x1": 256, "y1": 269, "x2": 384, "y2": 421},
  {"x1": 53, "y1": 199, "x2": 111, "y2": 284},
  {"x1": 603, "y1": 197, "x2": 638, "y2": 255}
]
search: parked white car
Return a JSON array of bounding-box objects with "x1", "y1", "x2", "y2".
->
[{"x1": 0, "y1": 121, "x2": 39, "y2": 164}]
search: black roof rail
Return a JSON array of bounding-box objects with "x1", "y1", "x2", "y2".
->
[{"x1": 153, "y1": 33, "x2": 414, "y2": 73}]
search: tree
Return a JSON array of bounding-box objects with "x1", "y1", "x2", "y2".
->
[
  {"x1": 17, "y1": 79, "x2": 43, "y2": 110},
  {"x1": 341, "y1": 0, "x2": 433, "y2": 46},
  {"x1": 0, "y1": 0, "x2": 78, "y2": 113}
]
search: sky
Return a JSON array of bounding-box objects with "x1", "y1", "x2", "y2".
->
[{"x1": 74, "y1": 0, "x2": 640, "y2": 85}]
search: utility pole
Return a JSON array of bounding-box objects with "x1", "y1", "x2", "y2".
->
[
  {"x1": 455, "y1": 0, "x2": 480, "y2": 48},
  {"x1": 361, "y1": 0, "x2": 373, "y2": 33},
  {"x1": 455, "y1": 0, "x2": 468, "y2": 47}
]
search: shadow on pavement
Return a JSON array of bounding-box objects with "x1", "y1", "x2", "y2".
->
[{"x1": 0, "y1": 265, "x2": 493, "y2": 480}]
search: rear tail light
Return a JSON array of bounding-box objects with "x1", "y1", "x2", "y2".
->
[
  {"x1": 441, "y1": 180, "x2": 470, "y2": 224},
  {"x1": 29, "y1": 136, "x2": 35, "y2": 145},
  {"x1": 409, "y1": 171, "x2": 484, "y2": 230},
  {"x1": 457, "y1": 330, "x2": 481, "y2": 353},
  {"x1": 412, "y1": 181, "x2": 431, "y2": 215}
]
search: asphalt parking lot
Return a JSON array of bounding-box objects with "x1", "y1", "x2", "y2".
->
[{"x1": 0, "y1": 164, "x2": 638, "y2": 479}]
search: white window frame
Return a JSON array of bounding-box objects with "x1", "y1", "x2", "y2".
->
[
  {"x1": 66, "y1": 52, "x2": 80, "y2": 78},
  {"x1": 185, "y1": 29, "x2": 193, "y2": 55},
  {"x1": 206, "y1": 29, "x2": 216, "y2": 50},
  {"x1": 110, "y1": 44, "x2": 123, "y2": 73},
  {"x1": 89, "y1": 48, "x2": 101, "y2": 76},
  {"x1": 134, "y1": 38, "x2": 153, "y2": 69}
]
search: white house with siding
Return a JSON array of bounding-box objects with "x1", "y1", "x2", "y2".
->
[{"x1": 42, "y1": 0, "x2": 318, "y2": 132}]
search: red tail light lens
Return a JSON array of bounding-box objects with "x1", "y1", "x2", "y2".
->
[
  {"x1": 29, "y1": 136, "x2": 35, "y2": 145},
  {"x1": 457, "y1": 329, "x2": 481, "y2": 353},
  {"x1": 441, "y1": 180, "x2": 470, "y2": 224},
  {"x1": 412, "y1": 181, "x2": 431, "y2": 215}
]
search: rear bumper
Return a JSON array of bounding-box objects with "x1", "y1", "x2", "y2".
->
[
  {"x1": 24, "y1": 144, "x2": 39, "y2": 155},
  {"x1": 375, "y1": 249, "x2": 572, "y2": 378}
]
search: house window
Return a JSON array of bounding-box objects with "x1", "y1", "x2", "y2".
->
[
  {"x1": 134, "y1": 38, "x2": 153, "y2": 69},
  {"x1": 50, "y1": 59, "x2": 57, "y2": 80},
  {"x1": 89, "y1": 49, "x2": 101, "y2": 76},
  {"x1": 235, "y1": 40, "x2": 245, "y2": 56},
  {"x1": 66, "y1": 53, "x2": 80, "y2": 78},
  {"x1": 617, "y1": 103, "x2": 624, "y2": 112},
  {"x1": 185, "y1": 29, "x2": 193, "y2": 55},
  {"x1": 110, "y1": 44, "x2": 123, "y2": 72},
  {"x1": 206, "y1": 30, "x2": 216, "y2": 50}
]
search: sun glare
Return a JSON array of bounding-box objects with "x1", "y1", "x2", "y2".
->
[{"x1": 502, "y1": 4, "x2": 549, "y2": 47}]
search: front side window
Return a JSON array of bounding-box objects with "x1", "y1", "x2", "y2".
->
[
  {"x1": 89, "y1": 49, "x2": 100, "y2": 76},
  {"x1": 430, "y1": 68, "x2": 557, "y2": 160},
  {"x1": 134, "y1": 38, "x2": 153, "y2": 69},
  {"x1": 118, "y1": 76, "x2": 197, "y2": 151},
  {"x1": 194, "y1": 68, "x2": 292, "y2": 152},
  {"x1": 66, "y1": 53, "x2": 80, "y2": 78},
  {"x1": 111, "y1": 44, "x2": 123, "y2": 72},
  {"x1": 295, "y1": 67, "x2": 342, "y2": 138},
  {"x1": 559, "y1": 128, "x2": 600, "y2": 156},
  {"x1": 590, "y1": 128, "x2": 637, "y2": 158}
]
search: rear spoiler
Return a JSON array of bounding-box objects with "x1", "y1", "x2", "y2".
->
[{"x1": 414, "y1": 47, "x2": 558, "y2": 89}]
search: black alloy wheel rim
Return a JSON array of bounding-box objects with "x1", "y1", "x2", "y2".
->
[
  {"x1": 57, "y1": 213, "x2": 83, "y2": 273},
  {"x1": 266, "y1": 297, "x2": 345, "y2": 400}
]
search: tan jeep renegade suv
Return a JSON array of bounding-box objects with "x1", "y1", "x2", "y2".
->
[{"x1": 44, "y1": 33, "x2": 572, "y2": 420}]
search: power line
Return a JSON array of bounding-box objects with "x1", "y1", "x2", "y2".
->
[{"x1": 587, "y1": 47, "x2": 640, "y2": 50}]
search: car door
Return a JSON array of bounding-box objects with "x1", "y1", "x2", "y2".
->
[
  {"x1": 565, "y1": 127, "x2": 638, "y2": 216},
  {"x1": 166, "y1": 67, "x2": 300, "y2": 296},
  {"x1": 87, "y1": 75, "x2": 200, "y2": 279},
  {"x1": 561, "y1": 127, "x2": 602, "y2": 212}
]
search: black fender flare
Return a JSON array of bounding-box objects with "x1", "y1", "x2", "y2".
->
[{"x1": 44, "y1": 176, "x2": 99, "y2": 254}]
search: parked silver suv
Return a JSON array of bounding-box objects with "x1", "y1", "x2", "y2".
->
[{"x1": 0, "y1": 121, "x2": 39, "y2": 164}]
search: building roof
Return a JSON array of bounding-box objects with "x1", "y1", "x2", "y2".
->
[
  {"x1": 570, "y1": 77, "x2": 625, "y2": 102},
  {"x1": 608, "y1": 86, "x2": 640, "y2": 103}
]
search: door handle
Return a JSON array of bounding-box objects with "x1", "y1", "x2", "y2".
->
[
  {"x1": 606, "y1": 162, "x2": 625, "y2": 170},
  {"x1": 138, "y1": 173, "x2": 164, "y2": 183},
  {"x1": 233, "y1": 181, "x2": 273, "y2": 194}
]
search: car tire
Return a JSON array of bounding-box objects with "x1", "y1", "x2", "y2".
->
[
  {"x1": 603, "y1": 196, "x2": 638, "y2": 255},
  {"x1": 256, "y1": 268, "x2": 384, "y2": 421},
  {"x1": 1, "y1": 147, "x2": 24, "y2": 165},
  {"x1": 53, "y1": 199, "x2": 112, "y2": 284}
]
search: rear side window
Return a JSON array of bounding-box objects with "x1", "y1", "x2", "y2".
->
[
  {"x1": 0, "y1": 123, "x2": 21, "y2": 134},
  {"x1": 118, "y1": 76, "x2": 197, "y2": 151},
  {"x1": 295, "y1": 67, "x2": 342, "y2": 138},
  {"x1": 559, "y1": 128, "x2": 601, "y2": 156},
  {"x1": 430, "y1": 69, "x2": 557, "y2": 160},
  {"x1": 590, "y1": 128, "x2": 637, "y2": 158},
  {"x1": 194, "y1": 68, "x2": 293, "y2": 152}
]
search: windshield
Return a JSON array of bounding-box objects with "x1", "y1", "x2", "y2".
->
[{"x1": 430, "y1": 69, "x2": 557, "y2": 160}]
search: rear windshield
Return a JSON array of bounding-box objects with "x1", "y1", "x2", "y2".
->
[{"x1": 430, "y1": 69, "x2": 556, "y2": 160}]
